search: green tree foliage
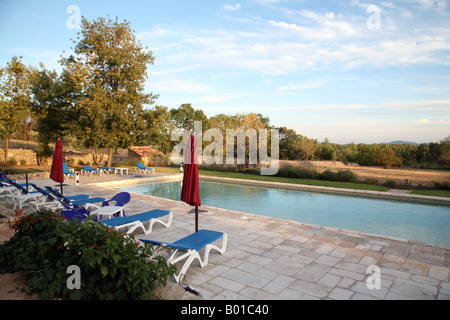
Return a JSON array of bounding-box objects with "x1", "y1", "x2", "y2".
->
[
  {"x1": 371, "y1": 145, "x2": 403, "y2": 169},
  {"x1": 208, "y1": 112, "x2": 271, "y2": 166},
  {"x1": 142, "y1": 105, "x2": 174, "y2": 154},
  {"x1": 61, "y1": 16, "x2": 156, "y2": 166},
  {"x1": 0, "y1": 56, "x2": 31, "y2": 162},
  {"x1": 29, "y1": 64, "x2": 81, "y2": 162},
  {"x1": 278, "y1": 127, "x2": 318, "y2": 160},
  {"x1": 170, "y1": 103, "x2": 210, "y2": 133}
]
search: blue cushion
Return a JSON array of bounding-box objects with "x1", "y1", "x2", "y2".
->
[
  {"x1": 101, "y1": 209, "x2": 170, "y2": 226},
  {"x1": 142, "y1": 230, "x2": 224, "y2": 251}
]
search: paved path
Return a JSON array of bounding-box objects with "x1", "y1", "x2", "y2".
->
[{"x1": 4, "y1": 176, "x2": 450, "y2": 300}]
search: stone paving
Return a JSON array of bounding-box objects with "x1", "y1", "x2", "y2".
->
[{"x1": 3, "y1": 175, "x2": 450, "y2": 300}]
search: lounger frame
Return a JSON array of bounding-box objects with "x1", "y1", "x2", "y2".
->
[
  {"x1": 102, "y1": 210, "x2": 173, "y2": 234},
  {"x1": 144, "y1": 230, "x2": 227, "y2": 283}
]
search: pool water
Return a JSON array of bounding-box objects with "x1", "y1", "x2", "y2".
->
[{"x1": 118, "y1": 180, "x2": 450, "y2": 247}]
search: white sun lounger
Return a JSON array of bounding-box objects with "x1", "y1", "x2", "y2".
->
[
  {"x1": 140, "y1": 229, "x2": 227, "y2": 283},
  {"x1": 100, "y1": 209, "x2": 173, "y2": 234}
]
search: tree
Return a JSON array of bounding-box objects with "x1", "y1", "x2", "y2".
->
[
  {"x1": 318, "y1": 138, "x2": 337, "y2": 161},
  {"x1": 61, "y1": 16, "x2": 156, "y2": 167},
  {"x1": 170, "y1": 103, "x2": 210, "y2": 133},
  {"x1": 438, "y1": 135, "x2": 450, "y2": 166},
  {"x1": 142, "y1": 105, "x2": 175, "y2": 154},
  {"x1": 373, "y1": 145, "x2": 402, "y2": 169},
  {"x1": 0, "y1": 56, "x2": 31, "y2": 162},
  {"x1": 208, "y1": 112, "x2": 269, "y2": 167},
  {"x1": 288, "y1": 135, "x2": 318, "y2": 160},
  {"x1": 29, "y1": 64, "x2": 81, "y2": 162},
  {"x1": 278, "y1": 127, "x2": 298, "y2": 160}
]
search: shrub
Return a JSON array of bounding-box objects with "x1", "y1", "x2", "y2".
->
[
  {"x1": 333, "y1": 170, "x2": 357, "y2": 182},
  {"x1": 275, "y1": 164, "x2": 320, "y2": 179},
  {"x1": 385, "y1": 180, "x2": 398, "y2": 188},
  {"x1": 319, "y1": 169, "x2": 356, "y2": 182},
  {"x1": 8, "y1": 157, "x2": 18, "y2": 166},
  {"x1": 0, "y1": 210, "x2": 175, "y2": 300}
]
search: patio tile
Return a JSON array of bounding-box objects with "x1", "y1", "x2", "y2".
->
[
  {"x1": 211, "y1": 289, "x2": 249, "y2": 300},
  {"x1": 328, "y1": 287, "x2": 354, "y2": 300},
  {"x1": 208, "y1": 276, "x2": 246, "y2": 292},
  {"x1": 278, "y1": 288, "x2": 304, "y2": 300},
  {"x1": 390, "y1": 278, "x2": 438, "y2": 300},
  {"x1": 328, "y1": 267, "x2": 366, "y2": 281},
  {"x1": 239, "y1": 286, "x2": 270, "y2": 300},
  {"x1": 236, "y1": 261, "x2": 263, "y2": 273},
  {"x1": 12, "y1": 177, "x2": 450, "y2": 301},
  {"x1": 246, "y1": 254, "x2": 273, "y2": 266},
  {"x1": 264, "y1": 260, "x2": 303, "y2": 277},
  {"x1": 222, "y1": 269, "x2": 271, "y2": 289},
  {"x1": 288, "y1": 279, "x2": 331, "y2": 299},
  {"x1": 296, "y1": 263, "x2": 330, "y2": 282},
  {"x1": 261, "y1": 275, "x2": 296, "y2": 295},
  {"x1": 427, "y1": 264, "x2": 449, "y2": 280},
  {"x1": 317, "y1": 273, "x2": 342, "y2": 288},
  {"x1": 314, "y1": 254, "x2": 341, "y2": 267},
  {"x1": 351, "y1": 281, "x2": 389, "y2": 299},
  {"x1": 439, "y1": 281, "x2": 450, "y2": 295}
]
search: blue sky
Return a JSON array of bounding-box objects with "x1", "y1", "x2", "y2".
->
[{"x1": 1, "y1": 0, "x2": 449, "y2": 144}]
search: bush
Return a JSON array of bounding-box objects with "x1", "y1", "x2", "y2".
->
[
  {"x1": 8, "y1": 157, "x2": 18, "y2": 166},
  {"x1": 0, "y1": 210, "x2": 175, "y2": 300},
  {"x1": 275, "y1": 165, "x2": 320, "y2": 180},
  {"x1": 333, "y1": 170, "x2": 357, "y2": 182},
  {"x1": 319, "y1": 169, "x2": 356, "y2": 182}
]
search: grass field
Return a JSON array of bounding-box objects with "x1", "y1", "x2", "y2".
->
[{"x1": 1, "y1": 162, "x2": 449, "y2": 197}]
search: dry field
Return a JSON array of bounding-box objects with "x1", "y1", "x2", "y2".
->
[{"x1": 281, "y1": 160, "x2": 450, "y2": 188}]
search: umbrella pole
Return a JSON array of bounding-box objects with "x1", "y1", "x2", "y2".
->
[
  {"x1": 60, "y1": 182, "x2": 63, "y2": 195},
  {"x1": 195, "y1": 205, "x2": 198, "y2": 232}
]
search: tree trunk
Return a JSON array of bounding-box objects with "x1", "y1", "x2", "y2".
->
[
  {"x1": 4, "y1": 138, "x2": 9, "y2": 163},
  {"x1": 107, "y1": 147, "x2": 113, "y2": 167}
]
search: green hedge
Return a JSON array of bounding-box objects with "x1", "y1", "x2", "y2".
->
[{"x1": 0, "y1": 210, "x2": 175, "y2": 300}]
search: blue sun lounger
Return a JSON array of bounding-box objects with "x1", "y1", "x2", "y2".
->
[
  {"x1": 100, "y1": 209, "x2": 172, "y2": 234},
  {"x1": 44, "y1": 186, "x2": 106, "y2": 210},
  {"x1": 135, "y1": 162, "x2": 155, "y2": 174},
  {"x1": 81, "y1": 165, "x2": 101, "y2": 175},
  {"x1": 63, "y1": 163, "x2": 76, "y2": 179},
  {"x1": 140, "y1": 229, "x2": 227, "y2": 283}
]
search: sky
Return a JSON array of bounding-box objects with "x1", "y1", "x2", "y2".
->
[{"x1": 0, "y1": 0, "x2": 449, "y2": 144}]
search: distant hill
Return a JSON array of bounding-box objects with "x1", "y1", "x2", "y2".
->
[
  {"x1": 342, "y1": 141, "x2": 420, "y2": 146},
  {"x1": 382, "y1": 141, "x2": 419, "y2": 145}
]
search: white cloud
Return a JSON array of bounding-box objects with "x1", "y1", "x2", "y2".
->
[
  {"x1": 414, "y1": 118, "x2": 432, "y2": 124},
  {"x1": 222, "y1": 4, "x2": 241, "y2": 11}
]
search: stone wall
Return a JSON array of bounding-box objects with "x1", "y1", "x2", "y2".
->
[
  {"x1": 0, "y1": 148, "x2": 48, "y2": 166},
  {"x1": 0, "y1": 148, "x2": 129, "y2": 167}
]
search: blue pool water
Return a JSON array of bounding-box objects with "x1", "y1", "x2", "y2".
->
[{"x1": 118, "y1": 180, "x2": 450, "y2": 247}]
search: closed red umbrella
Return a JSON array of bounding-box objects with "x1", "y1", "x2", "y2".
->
[
  {"x1": 50, "y1": 139, "x2": 65, "y2": 194},
  {"x1": 181, "y1": 135, "x2": 201, "y2": 232}
]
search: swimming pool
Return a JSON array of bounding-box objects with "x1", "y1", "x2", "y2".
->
[{"x1": 118, "y1": 180, "x2": 450, "y2": 247}]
